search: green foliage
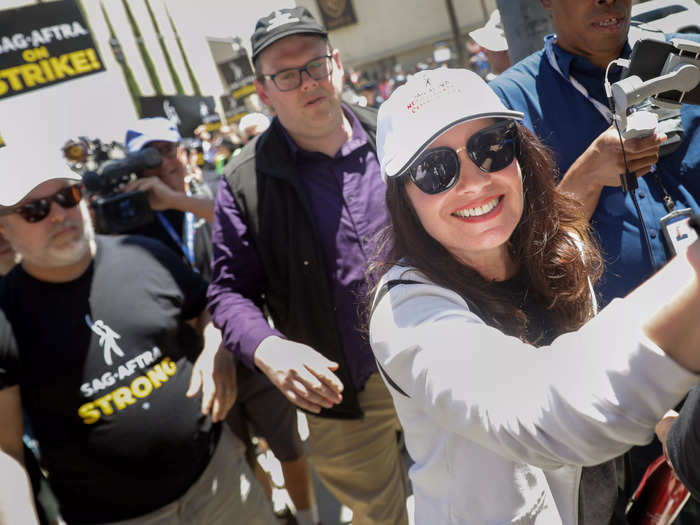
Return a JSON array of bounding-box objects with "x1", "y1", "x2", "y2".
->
[
  {"x1": 101, "y1": 2, "x2": 142, "y2": 115},
  {"x1": 144, "y1": 0, "x2": 184, "y2": 95},
  {"x1": 122, "y1": 0, "x2": 163, "y2": 95},
  {"x1": 166, "y1": 5, "x2": 202, "y2": 96}
]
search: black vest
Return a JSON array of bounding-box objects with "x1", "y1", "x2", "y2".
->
[{"x1": 224, "y1": 104, "x2": 378, "y2": 419}]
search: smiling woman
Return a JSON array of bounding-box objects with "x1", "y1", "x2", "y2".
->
[{"x1": 367, "y1": 68, "x2": 700, "y2": 525}]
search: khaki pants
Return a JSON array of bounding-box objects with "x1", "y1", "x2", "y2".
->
[
  {"x1": 89, "y1": 425, "x2": 276, "y2": 525},
  {"x1": 306, "y1": 372, "x2": 409, "y2": 525}
]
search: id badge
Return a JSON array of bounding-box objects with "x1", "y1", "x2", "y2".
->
[{"x1": 660, "y1": 208, "x2": 698, "y2": 256}]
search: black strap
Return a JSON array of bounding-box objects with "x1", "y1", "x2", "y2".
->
[
  {"x1": 652, "y1": 169, "x2": 676, "y2": 214},
  {"x1": 372, "y1": 279, "x2": 421, "y2": 398}
]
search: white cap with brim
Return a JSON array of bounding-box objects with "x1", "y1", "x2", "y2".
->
[
  {"x1": 125, "y1": 117, "x2": 181, "y2": 153},
  {"x1": 377, "y1": 68, "x2": 523, "y2": 180},
  {"x1": 239, "y1": 112, "x2": 271, "y2": 133},
  {"x1": 0, "y1": 139, "x2": 81, "y2": 208},
  {"x1": 469, "y1": 10, "x2": 508, "y2": 53}
]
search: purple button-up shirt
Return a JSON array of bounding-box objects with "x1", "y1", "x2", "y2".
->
[{"x1": 207, "y1": 106, "x2": 388, "y2": 392}]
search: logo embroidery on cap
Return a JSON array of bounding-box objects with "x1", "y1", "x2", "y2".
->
[
  {"x1": 267, "y1": 10, "x2": 300, "y2": 31},
  {"x1": 406, "y1": 77, "x2": 462, "y2": 115}
]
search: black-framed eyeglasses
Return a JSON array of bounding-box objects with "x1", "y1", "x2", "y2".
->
[
  {"x1": 260, "y1": 55, "x2": 333, "y2": 92},
  {"x1": 402, "y1": 120, "x2": 519, "y2": 195},
  {"x1": 0, "y1": 185, "x2": 83, "y2": 223}
]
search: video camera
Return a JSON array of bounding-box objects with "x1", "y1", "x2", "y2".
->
[
  {"x1": 610, "y1": 37, "x2": 700, "y2": 149},
  {"x1": 82, "y1": 147, "x2": 161, "y2": 234},
  {"x1": 605, "y1": 37, "x2": 700, "y2": 194}
]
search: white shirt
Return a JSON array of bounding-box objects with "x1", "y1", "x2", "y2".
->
[{"x1": 369, "y1": 265, "x2": 698, "y2": 525}]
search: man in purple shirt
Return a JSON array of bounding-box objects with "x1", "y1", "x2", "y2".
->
[{"x1": 207, "y1": 7, "x2": 408, "y2": 525}]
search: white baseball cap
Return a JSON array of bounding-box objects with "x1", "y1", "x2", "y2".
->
[
  {"x1": 239, "y1": 112, "x2": 270, "y2": 134},
  {"x1": 0, "y1": 138, "x2": 80, "y2": 208},
  {"x1": 469, "y1": 10, "x2": 508, "y2": 53},
  {"x1": 125, "y1": 117, "x2": 181, "y2": 153},
  {"x1": 377, "y1": 68, "x2": 523, "y2": 179}
]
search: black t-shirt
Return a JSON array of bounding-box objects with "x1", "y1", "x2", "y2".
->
[
  {"x1": 0, "y1": 235, "x2": 215, "y2": 524},
  {"x1": 487, "y1": 269, "x2": 559, "y2": 346}
]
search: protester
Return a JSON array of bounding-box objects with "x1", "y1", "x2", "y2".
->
[
  {"x1": 468, "y1": 9, "x2": 511, "y2": 80},
  {"x1": 211, "y1": 136, "x2": 239, "y2": 175},
  {"x1": 488, "y1": 1, "x2": 700, "y2": 517},
  {"x1": 369, "y1": 67, "x2": 700, "y2": 525},
  {"x1": 194, "y1": 124, "x2": 216, "y2": 166},
  {"x1": 467, "y1": 40, "x2": 490, "y2": 79},
  {"x1": 124, "y1": 118, "x2": 215, "y2": 278},
  {"x1": 358, "y1": 80, "x2": 383, "y2": 108},
  {"x1": 124, "y1": 117, "x2": 314, "y2": 524},
  {"x1": 0, "y1": 144, "x2": 274, "y2": 524},
  {"x1": 208, "y1": 7, "x2": 408, "y2": 525},
  {"x1": 489, "y1": 0, "x2": 700, "y2": 307}
]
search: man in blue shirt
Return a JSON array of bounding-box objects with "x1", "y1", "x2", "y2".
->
[
  {"x1": 490, "y1": 0, "x2": 700, "y2": 307},
  {"x1": 490, "y1": 1, "x2": 700, "y2": 521}
]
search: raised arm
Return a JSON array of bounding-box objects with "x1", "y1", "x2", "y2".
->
[
  {"x1": 126, "y1": 177, "x2": 216, "y2": 222},
  {"x1": 370, "y1": 240, "x2": 700, "y2": 470}
]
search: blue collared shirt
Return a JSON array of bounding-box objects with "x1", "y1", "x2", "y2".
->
[{"x1": 490, "y1": 34, "x2": 700, "y2": 306}]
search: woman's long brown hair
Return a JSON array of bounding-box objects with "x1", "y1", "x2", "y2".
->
[{"x1": 368, "y1": 124, "x2": 603, "y2": 341}]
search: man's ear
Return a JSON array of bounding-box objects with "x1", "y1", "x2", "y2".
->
[{"x1": 254, "y1": 78, "x2": 272, "y2": 107}]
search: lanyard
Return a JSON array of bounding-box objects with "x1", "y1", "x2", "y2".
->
[
  {"x1": 156, "y1": 211, "x2": 196, "y2": 269},
  {"x1": 544, "y1": 35, "x2": 614, "y2": 123}
]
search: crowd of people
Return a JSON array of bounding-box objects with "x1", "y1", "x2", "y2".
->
[
  {"x1": 2, "y1": 1, "x2": 700, "y2": 525},
  {"x1": 345, "y1": 11, "x2": 509, "y2": 112}
]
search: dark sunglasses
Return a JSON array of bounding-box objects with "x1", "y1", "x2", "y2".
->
[
  {"x1": 403, "y1": 120, "x2": 519, "y2": 195},
  {"x1": 3, "y1": 185, "x2": 83, "y2": 223}
]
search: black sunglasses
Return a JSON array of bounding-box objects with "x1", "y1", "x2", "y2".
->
[
  {"x1": 403, "y1": 120, "x2": 519, "y2": 195},
  {"x1": 3, "y1": 185, "x2": 83, "y2": 223}
]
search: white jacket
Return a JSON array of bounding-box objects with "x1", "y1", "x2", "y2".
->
[{"x1": 369, "y1": 265, "x2": 698, "y2": 525}]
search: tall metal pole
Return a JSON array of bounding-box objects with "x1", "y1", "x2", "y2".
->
[
  {"x1": 143, "y1": 0, "x2": 184, "y2": 94},
  {"x1": 445, "y1": 0, "x2": 467, "y2": 68},
  {"x1": 496, "y1": 0, "x2": 553, "y2": 63}
]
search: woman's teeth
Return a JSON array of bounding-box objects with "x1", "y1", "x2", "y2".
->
[{"x1": 453, "y1": 197, "x2": 500, "y2": 218}]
